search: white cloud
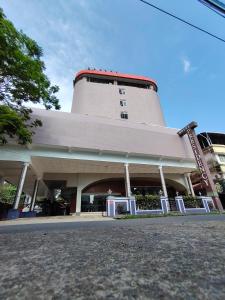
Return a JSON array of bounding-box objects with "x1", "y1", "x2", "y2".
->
[
  {"x1": 40, "y1": 0, "x2": 113, "y2": 111},
  {"x1": 182, "y1": 58, "x2": 191, "y2": 73},
  {"x1": 1, "y1": 0, "x2": 112, "y2": 112}
]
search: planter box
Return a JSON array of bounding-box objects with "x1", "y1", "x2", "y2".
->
[
  {"x1": 136, "y1": 209, "x2": 163, "y2": 215},
  {"x1": 6, "y1": 209, "x2": 20, "y2": 220},
  {"x1": 19, "y1": 211, "x2": 37, "y2": 218}
]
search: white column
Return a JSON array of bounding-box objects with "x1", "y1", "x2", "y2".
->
[
  {"x1": 159, "y1": 165, "x2": 168, "y2": 197},
  {"x1": 184, "y1": 174, "x2": 191, "y2": 195},
  {"x1": 30, "y1": 179, "x2": 40, "y2": 211},
  {"x1": 0, "y1": 176, "x2": 4, "y2": 185},
  {"x1": 187, "y1": 173, "x2": 195, "y2": 197},
  {"x1": 75, "y1": 186, "x2": 82, "y2": 215},
  {"x1": 44, "y1": 188, "x2": 49, "y2": 199},
  {"x1": 124, "y1": 163, "x2": 131, "y2": 197},
  {"x1": 13, "y1": 162, "x2": 29, "y2": 210}
]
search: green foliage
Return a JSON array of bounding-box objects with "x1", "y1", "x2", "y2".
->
[
  {"x1": 0, "y1": 183, "x2": 17, "y2": 204},
  {"x1": 183, "y1": 196, "x2": 203, "y2": 208},
  {"x1": 215, "y1": 182, "x2": 223, "y2": 194},
  {"x1": 135, "y1": 194, "x2": 161, "y2": 210},
  {"x1": 0, "y1": 7, "x2": 60, "y2": 145},
  {"x1": 0, "y1": 105, "x2": 34, "y2": 144}
]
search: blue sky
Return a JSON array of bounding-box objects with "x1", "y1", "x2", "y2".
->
[{"x1": 1, "y1": 0, "x2": 225, "y2": 133}]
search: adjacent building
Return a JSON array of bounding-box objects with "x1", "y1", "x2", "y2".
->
[{"x1": 194, "y1": 132, "x2": 225, "y2": 208}]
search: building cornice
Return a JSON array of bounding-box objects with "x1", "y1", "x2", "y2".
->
[
  {"x1": 0, "y1": 145, "x2": 196, "y2": 171},
  {"x1": 75, "y1": 69, "x2": 158, "y2": 90}
]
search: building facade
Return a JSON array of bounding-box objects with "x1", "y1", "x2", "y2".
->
[
  {"x1": 194, "y1": 132, "x2": 225, "y2": 208},
  {"x1": 0, "y1": 69, "x2": 197, "y2": 216}
]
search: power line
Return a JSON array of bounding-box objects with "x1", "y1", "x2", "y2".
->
[
  {"x1": 138, "y1": 0, "x2": 225, "y2": 43},
  {"x1": 200, "y1": 0, "x2": 225, "y2": 14},
  {"x1": 198, "y1": 0, "x2": 225, "y2": 18}
]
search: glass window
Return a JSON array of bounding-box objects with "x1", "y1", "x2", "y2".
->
[
  {"x1": 87, "y1": 77, "x2": 114, "y2": 84},
  {"x1": 119, "y1": 88, "x2": 125, "y2": 95},
  {"x1": 121, "y1": 111, "x2": 128, "y2": 119},
  {"x1": 81, "y1": 195, "x2": 106, "y2": 212},
  {"x1": 120, "y1": 100, "x2": 127, "y2": 107},
  {"x1": 118, "y1": 81, "x2": 150, "y2": 89}
]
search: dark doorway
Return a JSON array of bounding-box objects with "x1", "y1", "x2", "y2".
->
[{"x1": 40, "y1": 180, "x2": 77, "y2": 216}]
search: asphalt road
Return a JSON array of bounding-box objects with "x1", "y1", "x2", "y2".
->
[{"x1": 1, "y1": 215, "x2": 225, "y2": 299}]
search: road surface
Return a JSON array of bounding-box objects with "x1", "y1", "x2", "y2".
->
[{"x1": 1, "y1": 214, "x2": 225, "y2": 299}]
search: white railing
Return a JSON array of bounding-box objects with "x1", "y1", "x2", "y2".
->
[
  {"x1": 106, "y1": 196, "x2": 136, "y2": 217},
  {"x1": 175, "y1": 196, "x2": 214, "y2": 214},
  {"x1": 106, "y1": 195, "x2": 215, "y2": 217},
  {"x1": 106, "y1": 196, "x2": 169, "y2": 217}
]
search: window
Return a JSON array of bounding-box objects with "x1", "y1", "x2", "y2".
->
[
  {"x1": 87, "y1": 77, "x2": 114, "y2": 84},
  {"x1": 119, "y1": 88, "x2": 125, "y2": 95},
  {"x1": 218, "y1": 154, "x2": 225, "y2": 163},
  {"x1": 121, "y1": 111, "x2": 128, "y2": 119},
  {"x1": 120, "y1": 100, "x2": 127, "y2": 107},
  {"x1": 118, "y1": 81, "x2": 151, "y2": 89}
]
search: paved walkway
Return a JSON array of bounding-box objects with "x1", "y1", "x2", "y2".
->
[
  {"x1": 1, "y1": 215, "x2": 225, "y2": 299},
  {"x1": 0, "y1": 214, "x2": 114, "y2": 226}
]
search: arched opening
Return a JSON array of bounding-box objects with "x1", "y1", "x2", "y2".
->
[
  {"x1": 81, "y1": 177, "x2": 186, "y2": 212},
  {"x1": 82, "y1": 178, "x2": 125, "y2": 212}
]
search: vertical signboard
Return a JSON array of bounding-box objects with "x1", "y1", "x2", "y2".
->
[{"x1": 178, "y1": 121, "x2": 223, "y2": 211}]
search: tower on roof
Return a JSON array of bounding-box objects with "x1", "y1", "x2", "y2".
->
[{"x1": 71, "y1": 69, "x2": 165, "y2": 126}]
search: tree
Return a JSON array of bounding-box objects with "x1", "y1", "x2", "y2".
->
[{"x1": 0, "y1": 7, "x2": 60, "y2": 145}]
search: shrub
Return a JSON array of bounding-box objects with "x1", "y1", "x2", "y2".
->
[
  {"x1": 183, "y1": 196, "x2": 203, "y2": 208},
  {"x1": 0, "y1": 183, "x2": 26, "y2": 207},
  {"x1": 135, "y1": 194, "x2": 161, "y2": 210},
  {"x1": 0, "y1": 183, "x2": 16, "y2": 205}
]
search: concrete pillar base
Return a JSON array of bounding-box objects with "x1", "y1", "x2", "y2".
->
[
  {"x1": 160, "y1": 196, "x2": 169, "y2": 213},
  {"x1": 175, "y1": 196, "x2": 186, "y2": 213}
]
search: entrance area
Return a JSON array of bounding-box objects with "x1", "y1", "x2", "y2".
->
[
  {"x1": 81, "y1": 178, "x2": 186, "y2": 213},
  {"x1": 81, "y1": 194, "x2": 120, "y2": 212},
  {"x1": 0, "y1": 151, "x2": 197, "y2": 219},
  {"x1": 36, "y1": 180, "x2": 77, "y2": 216}
]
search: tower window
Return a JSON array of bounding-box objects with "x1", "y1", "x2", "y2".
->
[
  {"x1": 87, "y1": 77, "x2": 114, "y2": 84},
  {"x1": 118, "y1": 81, "x2": 150, "y2": 89},
  {"x1": 119, "y1": 88, "x2": 125, "y2": 95},
  {"x1": 120, "y1": 100, "x2": 127, "y2": 107},
  {"x1": 121, "y1": 111, "x2": 128, "y2": 119}
]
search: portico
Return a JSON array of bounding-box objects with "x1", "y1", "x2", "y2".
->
[{"x1": 0, "y1": 142, "x2": 196, "y2": 216}]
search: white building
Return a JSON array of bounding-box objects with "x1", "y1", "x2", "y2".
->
[{"x1": 0, "y1": 69, "x2": 196, "y2": 215}]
